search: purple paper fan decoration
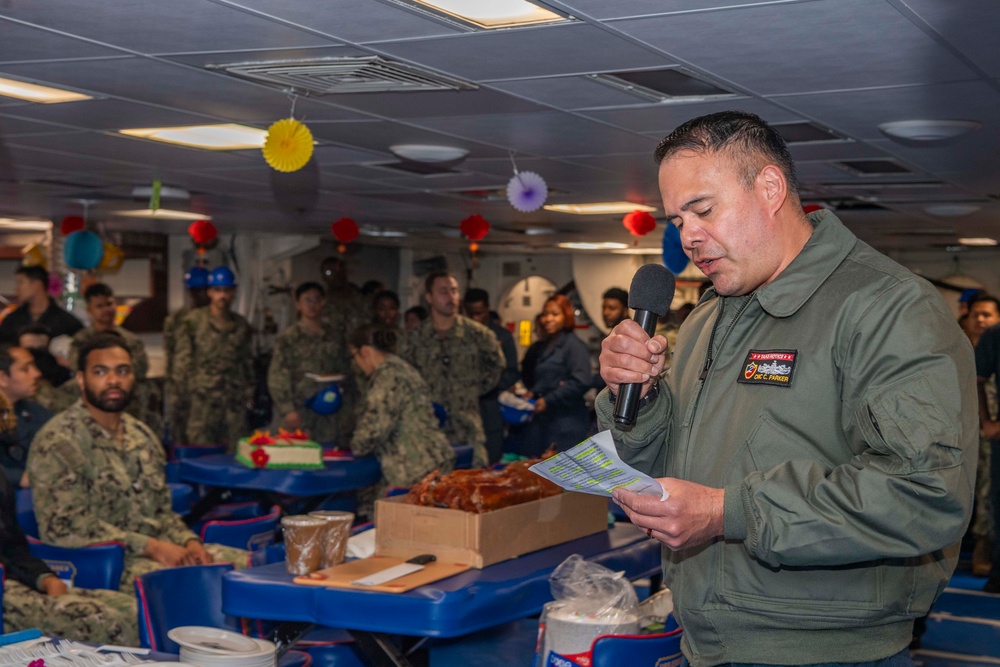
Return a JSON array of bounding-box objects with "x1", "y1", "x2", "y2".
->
[{"x1": 507, "y1": 171, "x2": 548, "y2": 212}]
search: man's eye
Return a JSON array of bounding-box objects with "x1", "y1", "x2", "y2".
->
[{"x1": 696, "y1": 208, "x2": 711, "y2": 217}]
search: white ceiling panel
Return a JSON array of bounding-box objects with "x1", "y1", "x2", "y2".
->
[
  {"x1": 1, "y1": 100, "x2": 222, "y2": 131},
  {"x1": 0, "y1": 19, "x2": 124, "y2": 62},
  {"x1": 902, "y1": 0, "x2": 1000, "y2": 77},
  {"x1": 585, "y1": 98, "x2": 801, "y2": 133},
  {"x1": 219, "y1": 0, "x2": 463, "y2": 42},
  {"x1": 315, "y1": 87, "x2": 546, "y2": 119},
  {"x1": 490, "y1": 76, "x2": 656, "y2": 110},
  {"x1": 0, "y1": 1, "x2": 332, "y2": 54},
  {"x1": 554, "y1": 0, "x2": 814, "y2": 21},
  {"x1": 374, "y1": 24, "x2": 670, "y2": 81},
  {"x1": 412, "y1": 112, "x2": 656, "y2": 157},
  {"x1": 306, "y1": 120, "x2": 509, "y2": 159},
  {"x1": 613, "y1": 0, "x2": 979, "y2": 95}
]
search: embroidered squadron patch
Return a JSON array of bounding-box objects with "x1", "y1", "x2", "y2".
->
[{"x1": 737, "y1": 349, "x2": 797, "y2": 387}]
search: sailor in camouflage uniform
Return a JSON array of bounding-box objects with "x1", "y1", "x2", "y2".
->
[
  {"x1": 163, "y1": 266, "x2": 211, "y2": 445},
  {"x1": 349, "y1": 324, "x2": 455, "y2": 512},
  {"x1": 319, "y1": 257, "x2": 369, "y2": 440},
  {"x1": 1, "y1": 471, "x2": 138, "y2": 643},
  {"x1": 268, "y1": 282, "x2": 340, "y2": 443},
  {"x1": 398, "y1": 272, "x2": 504, "y2": 467},
  {"x1": 27, "y1": 333, "x2": 247, "y2": 590},
  {"x1": 172, "y1": 267, "x2": 253, "y2": 452},
  {"x1": 69, "y1": 283, "x2": 159, "y2": 433}
]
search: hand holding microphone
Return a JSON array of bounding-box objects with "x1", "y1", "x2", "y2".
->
[{"x1": 600, "y1": 264, "x2": 676, "y2": 427}]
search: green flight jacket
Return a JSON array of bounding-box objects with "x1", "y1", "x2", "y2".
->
[{"x1": 598, "y1": 210, "x2": 977, "y2": 666}]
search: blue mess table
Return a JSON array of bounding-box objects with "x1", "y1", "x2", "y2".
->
[
  {"x1": 223, "y1": 522, "x2": 661, "y2": 665},
  {"x1": 178, "y1": 454, "x2": 382, "y2": 523}
]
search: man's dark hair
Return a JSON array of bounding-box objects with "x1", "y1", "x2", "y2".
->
[
  {"x1": 77, "y1": 331, "x2": 130, "y2": 372},
  {"x1": 602, "y1": 287, "x2": 628, "y2": 307},
  {"x1": 0, "y1": 344, "x2": 19, "y2": 375},
  {"x1": 464, "y1": 288, "x2": 490, "y2": 306},
  {"x1": 83, "y1": 282, "x2": 113, "y2": 302},
  {"x1": 15, "y1": 265, "x2": 48, "y2": 286},
  {"x1": 373, "y1": 290, "x2": 400, "y2": 307},
  {"x1": 968, "y1": 293, "x2": 1000, "y2": 314},
  {"x1": 295, "y1": 281, "x2": 326, "y2": 300},
  {"x1": 654, "y1": 110, "x2": 799, "y2": 196},
  {"x1": 405, "y1": 305, "x2": 428, "y2": 322},
  {"x1": 349, "y1": 323, "x2": 399, "y2": 354},
  {"x1": 424, "y1": 271, "x2": 454, "y2": 294},
  {"x1": 17, "y1": 323, "x2": 52, "y2": 339},
  {"x1": 361, "y1": 280, "x2": 384, "y2": 297}
]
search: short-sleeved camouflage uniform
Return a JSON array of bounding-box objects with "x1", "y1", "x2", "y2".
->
[{"x1": 26, "y1": 401, "x2": 247, "y2": 589}]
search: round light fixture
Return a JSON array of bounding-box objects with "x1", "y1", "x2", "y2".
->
[
  {"x1": 389, "y1": 144, "x2": 469, "y2": 163},
  {"x1": 878, "y1": 120, "x2": 981, "y2": 143},
  {"x1": 924, "y1": 204, "x2": 982, "y2": 217},
  {"x1": 958, "y1": 237, "x2": 998, "y2": 247}
]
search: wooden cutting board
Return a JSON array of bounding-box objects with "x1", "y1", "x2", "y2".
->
[{"x1": 292, "y1": 555, "x2": 472, "y2": 593}]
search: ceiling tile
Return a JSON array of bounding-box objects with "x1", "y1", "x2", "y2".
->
[
  {"x1": 490, "y1": 76, "x2": 654, "y2": 110},
  {"x1": 902, "y1": 0, "x2": 1000, "y2": 77},
  {"x1": 583, "y1": 98, "x2": 800, "y2": 133},
  {"x1": 0, "y1": 19, "x2": 123, "y2": 62},
  {"x1": 221, "y1": 0, "x2": 463, "y2": 42},
  {"x1": 412, "y1": 112, "x2": 656, "y2": 157},
  {"x1": 559, "y1": 0, "x2": 813, "y2": 20},
  {"x1": 0, "y1": 0, "x2": 331, "y2": 54},
  {"x1": 613, "y1": 0, "x2": 979, "y2": 95},
  {"x1": 306, "y1": 120, "x2": 508, "y2": 159},
  {"x1": 321, "y1": 87, "x2": 545, "y2": 119},
  {"x1": 2, "y1": 100, "x2": 223, "y2": 131},
  {"x1": 374, "y1": 24, "x2": 670, "y2": 81}
]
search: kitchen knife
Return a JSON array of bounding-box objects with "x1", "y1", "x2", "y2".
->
[{"x1": 351, "y1": 554, "x2": 437, "y2": 586}]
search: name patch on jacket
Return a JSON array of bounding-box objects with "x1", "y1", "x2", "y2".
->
[{"x1": 738, "y1": 349, "x2": 797, "y2": 387}]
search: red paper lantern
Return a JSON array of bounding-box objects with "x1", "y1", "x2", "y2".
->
[
  {"x1": 188, "y1": 220, "x2": 218, "y2": 245},
  {"x1": 802, "y1": 203, "x2": 824, "y2": 214},
  {"x1": 331, "y1": 217, "x2": 359, "y2": 244},
  {"x1": 623, "y1": 210, "x2": 656, "y2": 237},
  {"x1": 460, "y1": 214, "x2": 490, "y2": 241},
  {"x1": 60, "y1": 215, "x2": 85, "y2": 236}
]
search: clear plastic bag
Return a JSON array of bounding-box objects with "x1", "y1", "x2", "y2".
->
[{"x1": 536, "y1": 555, "x2": 641, "y2": 667}]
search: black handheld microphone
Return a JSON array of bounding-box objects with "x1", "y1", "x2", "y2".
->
[{"x1": 613, "y1": 264, "x2": 676, "y2": 427}]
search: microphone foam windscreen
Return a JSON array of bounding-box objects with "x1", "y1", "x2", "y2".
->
[{"x1": 628, "y1": 264, "x2": 676, "y2": 317}]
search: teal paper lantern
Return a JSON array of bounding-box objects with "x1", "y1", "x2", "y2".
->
[{"x1": 64, "y1": 231, "x2": 104, "y2": 270}]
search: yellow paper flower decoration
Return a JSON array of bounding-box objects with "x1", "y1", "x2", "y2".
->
[
  {"x1": 98, "y1": 242, "x2": 125, "y2": 274},
  {"x1": 262, "y1": 118, "x2": 314, "y2": 172}
]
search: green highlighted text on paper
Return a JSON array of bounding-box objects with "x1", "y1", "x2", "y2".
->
[{"x1": 530, "y1": 430, "x2": 668, "y2": 501}]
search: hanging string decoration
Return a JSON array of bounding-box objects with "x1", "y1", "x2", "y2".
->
[
  {"x1": 263, "y1": 118, "x2": 314, "y2": 173},
  {"x1": 623, "y1": 210, "x2": 657, "y2": 237},
  {"x1": 60, "y1": 216, "x2": 85, "y2": 236},
  {"x1": 459, "y1": 214, "x2": 490, "y2": 241},
  {"x1": 507, "y1": 171, "x2": 548, "y2": 212},
  {"x1": 63, "y1": 231, "x2": 104, "y2": 271}
]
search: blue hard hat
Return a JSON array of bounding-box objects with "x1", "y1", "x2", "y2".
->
[
  {"x1": 305, "y1": 384, "x2": 342, "y2": 416},
  {"x1": 208, "y1": 266, "x2": 237, "y2": 288},
  {"x1": 184, "y1": 266, "x2": 209, "y2": 289}
]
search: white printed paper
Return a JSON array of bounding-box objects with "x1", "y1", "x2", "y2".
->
[{"x1": 529, "y1": 430, "x2": 668, "y2": 501}]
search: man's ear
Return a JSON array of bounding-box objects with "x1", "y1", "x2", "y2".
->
[
  {"x1": 75, "y1": 370, "x2": 86, "y2": 396},
  {"x1": 757, "y1": 164, "x2": 788, "y2": 217}
]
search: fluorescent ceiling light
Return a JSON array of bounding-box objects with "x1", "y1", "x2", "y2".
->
[
  {"x1": 558, "y1": 242, "x2": 629, "y2": 250},
  {"x1": 879, "y1": 119, "x2": 981, "y2": 143},
  {"x1": 524, "y1": 227, "x2": 555, "y2": 236},
  {"x1": 0, "y1": 218, "x2": 52, "y2": 231},
  {"x1": 119, "y1": 124, "x2": 266, "y2": 150},
  {"x1": 545, "y1": 202, "x2": 657, "y2": 215},
  {"x1": 116, "y1": 209, "x2": 211, "y2": 221},
  {"x1": 131, "y1": 185, "x2": 190, "y2": 200},
  {"x1": 0, "y1": 76, "x2": 92, "y2": 104},
  {"x1": 360, "y1": 227, "x2": 407, "y2": 238},
  {"x1": 611, "y1": 248, "x2": 664, "y2": 255},
  {"x1": 958, "y1": 237, "x2": 997, "y2": 247},
  {"x1": 412, "y1": 0, "x2": 564, "y2": 28},
  {"x1": 389, "y1": 144, "x2": 468, "y2": 163},
  {"x1": 924, "y1": 204, "x2": 981, "y2": 217}
]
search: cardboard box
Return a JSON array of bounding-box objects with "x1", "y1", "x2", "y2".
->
[{"x1": 375, "y1": 492, "x2": 609, "y2": 568}]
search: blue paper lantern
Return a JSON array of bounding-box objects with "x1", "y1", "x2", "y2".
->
[
  {"x1": 661, "y1": 223, "x2": 689, "y2": 275},
  {"x1": 63, "y1": 231, "x2": 104, "y2": 270}
]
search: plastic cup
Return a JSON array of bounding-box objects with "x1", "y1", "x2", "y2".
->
[
  {"x1": 308, "y1": 510, "x2": 355, "y2": 568},
  {"x1": 281, "y1": 515, "x2": 328, "y2": 575}
]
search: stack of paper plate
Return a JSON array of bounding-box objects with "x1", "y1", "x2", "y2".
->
[{"x1": 168, "y1": 627, "x2": 276, "y2": 667}]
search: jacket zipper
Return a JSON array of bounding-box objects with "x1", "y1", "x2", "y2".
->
[{"x1": 683, "y1": 293, "x2": 756, "y2": 476}]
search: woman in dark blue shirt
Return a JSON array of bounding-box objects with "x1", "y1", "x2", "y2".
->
[{"x1": 521, "y1": 295, "x2": 592, "y2": 455}]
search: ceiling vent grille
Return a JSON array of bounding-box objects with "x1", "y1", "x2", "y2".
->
[
  {"x1": 588, "y1": 68, "x2": 736, "y2": 104},
  {"x1": 207, "y1": 56, "x2": 478, "y2": 95}
]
